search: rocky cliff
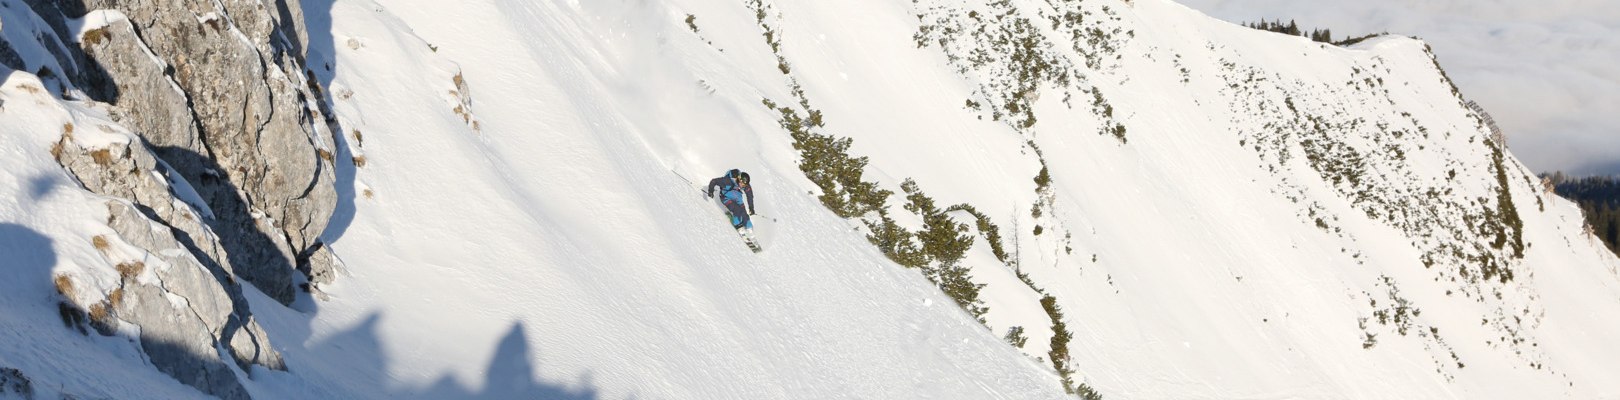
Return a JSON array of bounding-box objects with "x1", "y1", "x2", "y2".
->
[{"x1": 2, "y1": 0, "x2": 338, "y2": 398}]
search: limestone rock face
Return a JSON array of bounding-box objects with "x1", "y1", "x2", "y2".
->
[
  {"x1": 105, "y1": 201, "x2": 253, "y2": 400},
  {"x1": 47, "y1": 0, "x2": 337, "y2": 305},
  {"x1": 52, "y1": 126, "x2": 283, "y2": 399},
  {"x1": 8, "y1": 0, "x2": 338, "y2": 397}
]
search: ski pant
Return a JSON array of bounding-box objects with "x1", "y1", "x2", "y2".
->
[{"x1": 723, "y1": 200, "x2": 753, "y2": 230}]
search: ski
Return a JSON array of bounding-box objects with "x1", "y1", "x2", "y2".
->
[{"x1": 738, "y1": 227, "x2": 763, "y2": 253}]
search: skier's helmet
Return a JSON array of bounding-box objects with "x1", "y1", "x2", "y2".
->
[
  {"x1": 728, "y1": 169, "x2": 741, "y2": 180},
  {"x1": 738, "y1": 172, "x2": 751, "y2": 186}
]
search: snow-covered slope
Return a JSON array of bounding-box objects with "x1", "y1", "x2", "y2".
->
[
  {"x1": 4, "y1": 0, "x2": 1620, "y2": 398},
  {"x1": 246, "y1": 0, "x2": 1065, "y2": 397}
]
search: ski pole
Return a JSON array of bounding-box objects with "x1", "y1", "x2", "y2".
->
[{"x1": 671, "y1": 169, "x2": 709, "y2": 197}]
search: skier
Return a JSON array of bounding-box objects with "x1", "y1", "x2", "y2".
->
[{"x1": 706, "y1": 169, "x2": 756, "y2": 234}]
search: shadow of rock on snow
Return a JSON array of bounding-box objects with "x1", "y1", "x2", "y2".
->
[
  {"x1": 0, "y1": 222, "x2": 56, "y2": 307},
  {"x1": 300, "y1": 0, "x2": 337, "y2": 91},
  {"x1": 24, "y1": 174, "x2": 60, "y2": 202},
  {"x1": 412, "y1": 323, "x2": 602, "y2": 400},
  {"x1": 299, "y1": 0, "x2": 359, "y2": 246},
  {"x1": 0, "y1": 223, "x2": 54, "y2": 400},
  {"x1": 295, "y1": 315, "x2": 601, "y2": 400}
]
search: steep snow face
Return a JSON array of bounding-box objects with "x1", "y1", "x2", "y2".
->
[
  {"x1": 292, "y1": 0, "x2": 1620, "y2": 397},
  {"x1": 885, "y1": 0, "x2": 1620, "y2": 397},
  {"x1": 261, "y1": 0, "x2": 1067, "y2": 398},
  {"x1": 4, "y1": 0, "x2": 1620, "y2": 399}
]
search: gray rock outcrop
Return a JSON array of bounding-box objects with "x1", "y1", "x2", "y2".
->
[
  {"x1": 6, "y1": 0, "x2": 343, "y2": 398},
  {"x1": 51, "y1": 127, "x2": 283, "y2": 400},
  {"x1": 30, "y1": 0, "x2": 338, "y2": 306},
  {"x1": 102, "y1": 200, "x2": 255, "y2": 400}
]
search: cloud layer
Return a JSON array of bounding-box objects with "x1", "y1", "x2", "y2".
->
[{"x1": 1176, "y1": 0, "x2": 1620, "y2": 175}]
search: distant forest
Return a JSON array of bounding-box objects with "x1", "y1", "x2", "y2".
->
[
  {"x1": 1241, "y1": 19, "x2": 1384, "y2": 47},
  {"x1": 1546, "y1": 173, "x2": 1620, "y2": 257}
]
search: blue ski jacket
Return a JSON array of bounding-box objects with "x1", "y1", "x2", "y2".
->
[{"x1": 707, "y1": 175, "x2": 755, "y2": 214}]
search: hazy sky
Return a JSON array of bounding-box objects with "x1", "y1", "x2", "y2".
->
[{"x1": 1176, "y1": 0, "x2": 1620, "y2": 175}]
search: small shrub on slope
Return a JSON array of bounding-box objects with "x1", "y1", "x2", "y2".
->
[
  {"x1": 1005, "y1": 326, "x2": 1029, "y2": 348},
  {"x1": 904, "y1": 179, "x2": 973, "y2": 265},
  {"x1": 946, "y1": 204, "x2": 1011, "y2": 264},
  {"x1": 863, "y1": 211, "x2": 927, "y2": 269},
  {"x1": 930, "y1": 262, "x2": 988, "y2": 322},
  {"x1": 763, "y1": 99, "x2": 890, "y2": 219},
  {"x1": 1042, "y1": 295, "x2": 1077, "y2": 393}
]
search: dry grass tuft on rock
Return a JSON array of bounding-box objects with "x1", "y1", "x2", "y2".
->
[
  {"x1": 50, "y1": 140, "x2": 66, "y2": 161},
  {"x1": 86, "y1": 302, "x2": 116, "y2": 335},
  {"x1": 81, "y1": 28, "x2": 111, "y2": 46},
  {"x1": 91, "y1": 235, "x2": 111, "y2": 253},
  {"x1": 53, "y1": 274, "x2": 75, "y2": 297},
  {"x1": 52, "y1": 124, "x2": 74, "y2": 160},
  {"x1": 90, "y1": 148, "x2": 114, "y2": 165},
  {"x1": 86, "y1": 302, "x2": 110, "y2": 323},
  {"x1": 115, "y1": 261, "x2": 145, "y2": 281},
  {"x1": 106, "y1": 288, "x2": 125, "y2": 307}
]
